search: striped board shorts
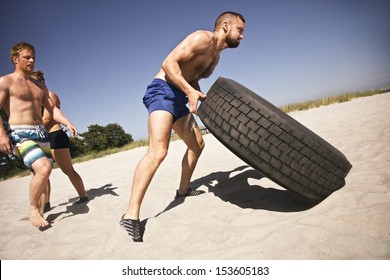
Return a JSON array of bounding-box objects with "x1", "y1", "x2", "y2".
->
[{"x1": 8, "y1": 125, "x2": 53, "y2": 172}]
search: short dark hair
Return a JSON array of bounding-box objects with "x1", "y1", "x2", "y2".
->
[
  {"x1": 214, "y1": 11, "x2": 245, "y2": 30},
  {"x1": 31, "y1": 70, "x2": 45, "y2": 83}
]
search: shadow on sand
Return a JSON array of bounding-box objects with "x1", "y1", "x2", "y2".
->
[
  {"x1": 156, "y1": 165, "x2": 312, "y2": 217},
  {"x1": 45, "y1": 183, "x2": 118, "y2": 224},
  {"x1": 131, "y1": 165, "x2": 315, "y2": 240}
]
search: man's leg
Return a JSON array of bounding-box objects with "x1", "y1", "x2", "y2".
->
[
  {"x1": 121, "y1": 111, "x2": 173, "y2": 241},
  {"x1": 44, "y1": 179, "x2": 51, "y2": 212},
  {"x1": 52, "y1": 148, "x2": 87, "y2": 200},
  {"x1": 124, "y1": 110, "x2": 174, "y2": 220},
  {"x1": 30, "y1": 171, "x2": 49, "y2": 213},
  {"x1": 29, "y1": 157, "x2": 52, "y2": 227},
  {"x1": 173, "y1": 113, "x2": 205, "y2": 195}
]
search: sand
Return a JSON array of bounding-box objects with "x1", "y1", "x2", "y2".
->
[{"x1": 0, "y1": 93, "x2": 389, "y2": 260}]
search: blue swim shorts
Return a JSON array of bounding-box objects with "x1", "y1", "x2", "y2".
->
[
  {"x1": 143, "y1": 79, "x2": 190, "y2": 122},
  {"x1": 8, "y1": 125, "x2": 53, "y2": 172}
]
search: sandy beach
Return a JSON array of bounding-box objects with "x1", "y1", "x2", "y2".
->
[{"x1": 0, "y1": 93, "x2": 389, "y2": 260}]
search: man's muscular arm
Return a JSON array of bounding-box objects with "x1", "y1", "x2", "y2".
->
[
  {"x1": 0, "y1": 76, "x2": 13, "y2": 154},
  {"x1": 42, "y1": 89, "x2": 78, "y2": 136},
  {"x1": 161, "y1": 30, "x2": 209, "y2": 113}
]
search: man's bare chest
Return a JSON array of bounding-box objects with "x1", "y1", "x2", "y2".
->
[
  {"x1": 10, "y1": 81, "x2": 43, "y2": 103},
  {"x1": 186, "y1": 52, "x2": 220, "y2": 80}
]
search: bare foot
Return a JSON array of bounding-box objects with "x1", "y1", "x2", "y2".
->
[{"x1": 29, "y1": 206, "x2": 49, "y2": 228}]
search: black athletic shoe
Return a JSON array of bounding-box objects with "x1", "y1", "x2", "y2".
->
[
  {"x1": 73, "y1": 196, "x2": 89, "y2": 205},
  {"x1": 120, "y1": 215, "x2": 142, "y2": 242},
  {"x1": 175, "y1": 189, "x2": 205, "y2": 200}
]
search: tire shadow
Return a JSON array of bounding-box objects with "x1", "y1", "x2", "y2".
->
[
  {"x1": 193, "y1": 165, "x2": 313, "y2": 212},
  {"x1": 174, "y1": 165, "x2": 312, "y2": 214},
  {"x1": 143, "y1": 166, "x2": 312, "y2": 240}
]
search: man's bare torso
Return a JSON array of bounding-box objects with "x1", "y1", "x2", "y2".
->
[
  {"x1": 1, "y1": 73, "x2": 46, "y2": 126},
  {"x1": 155, "y1": 31, "x2": 220, "y2": 85},
  {"x1": 180, "y1": 51, "x2": 220, "y2": 83}
]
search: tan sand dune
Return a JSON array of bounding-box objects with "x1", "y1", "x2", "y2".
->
[{"x1": 0, "y1": 93, "x2": 389, "y2": 260}]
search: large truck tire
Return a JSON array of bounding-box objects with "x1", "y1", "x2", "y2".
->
[{"x1": 198, "y1": 77, "x2": 352, "y2": 204}]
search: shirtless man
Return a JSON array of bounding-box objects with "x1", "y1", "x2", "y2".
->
[
  {"x1": 120, "y1": 11, "x2": 245, "y2": 241},
  {"x1": 0, "y1": 42, "x2": 78, "y2": 228}
]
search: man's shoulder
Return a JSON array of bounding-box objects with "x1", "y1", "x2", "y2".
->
[
  {"x1": 0, "y1": 73, "x2": 15, "y2": 88},
  {"x1": 0, "y1": 73, "x2": 15, "y2": 81},
  {"x1": 185, "y1": 30, "x2": 214, "y2": 46},
  {"x1": 190, "y1": 30, "x2": 213, "y2": 38},
  {"x1": 48, "y1": 90, "x2": 60, "y2": 100}
]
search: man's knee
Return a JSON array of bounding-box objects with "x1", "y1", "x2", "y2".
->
[
  {"x1": 38, "y1": 163, "x2": 52, "y2": 178},
  {"x1": 32, "y1": 158, "x2": 52, "y2": 178},
  {"x1": 60, "y1": 165, "x2": 75, "y2": 176},
  {"x1": 149, "y1": 146, "x2": 168, "y2": 163}
]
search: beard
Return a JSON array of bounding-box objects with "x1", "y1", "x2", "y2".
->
[{"x1": 226, "y1": 37, "x2": 240, "y2": 48}]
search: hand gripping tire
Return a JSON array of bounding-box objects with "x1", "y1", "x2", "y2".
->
[{"x1": 198, "y1": 77, "x2": 352, "y2": 204}]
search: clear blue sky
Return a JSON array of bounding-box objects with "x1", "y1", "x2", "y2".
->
[{"x1": 1, "y1": 0, "x2": 389, "y2": 140}]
